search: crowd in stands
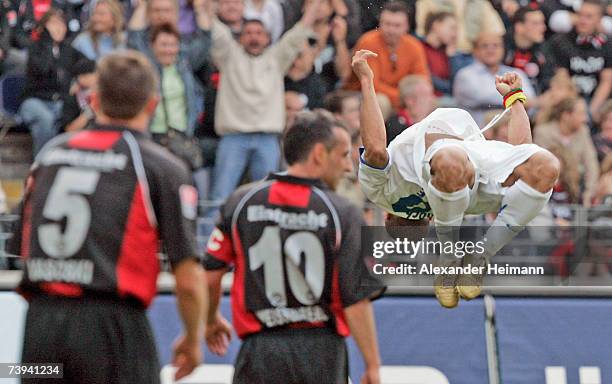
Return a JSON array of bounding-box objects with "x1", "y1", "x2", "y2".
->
[{"x1": 0, "y1": 0, "x2": 610, "y2": 223}]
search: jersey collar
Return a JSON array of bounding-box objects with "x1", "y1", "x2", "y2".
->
[
  {"x1": 90, "y1": 123, "x2": 147, "y2": 138},
  {"x1": 266, "y1": 172, "x2": 328, "y2": 190}
]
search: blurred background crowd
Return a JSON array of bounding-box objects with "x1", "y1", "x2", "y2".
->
[{"x1": 0, "y1": 0, "x2": 610, "y2": 229}]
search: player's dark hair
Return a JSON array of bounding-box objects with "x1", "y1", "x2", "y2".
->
[
  {"x1": 323, "y1": 90, "x2": 359, "y2": 114},
  {"x1": 381, "y1": 1, "x2": 410, "y2": 20},
  {"x1": 283, "y1": 110, "x2": 347, "y2": 165},
  {"x1": 424, "y1": 11, "x2": 454, "y2": 36},
  {"x1": 97, "y1": 51, "x2": 158, "y2": 119},
  {"x1": 149, "y1": 22, "x2": 181, "y2": 43},
  {"x1": 512, "y1": 5, "x2": 542, "y2": 25}
]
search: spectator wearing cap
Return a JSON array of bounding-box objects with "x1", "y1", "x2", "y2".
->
[
  {"x1": 203, "y1": 0, "x2": 322, "y2": 207},
  {"x1": 72, "y1": 0, "x2": 126, "y2": 60},
  {"x1": 59, "y1": 58, "x2": 97, "y2": 132},
  {"x1": 385, "y1": 75, "x2": 436, "y2": 144},
  {"x1": 453, "y1": 32, "x2": 534, "y2": 126},
  {"x1": 546, "y1": 0, "x2": 611, "y2": 122},
  {"x1": 420, "y1": 11, "x2": 457, "y2": 97},
  {"x1": 593, "y1": 100, "x2": 612, "y2": 163},
  {"x1": 19, "y1": 9, "x2": 87, "y2": 155},
  {"x1": 415, "y1": 0, "x2": 505, "y2": 54},
  {"x1": 323, "y1": 89, "x2": 360, "y2": 132},
  {"x1": 244, "y1": 0, "x2": 283, "y2": 42},
  {"x1": 344, "y1": 1, "x2": 429, "y2": 110},
  {"x1": 127, "y1": 0, "x2": 211, "y2": 60},
  {"x1": 504, "y1": 5, "x2": 554, "y2": 94}
]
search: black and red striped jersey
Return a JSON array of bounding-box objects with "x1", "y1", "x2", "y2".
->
[
  {"x1": 204, "y1": 173, "x2": 384, "y2": 339},
  {"x1": 13, "y1": 124, "x2": 199, "y2": 307}
]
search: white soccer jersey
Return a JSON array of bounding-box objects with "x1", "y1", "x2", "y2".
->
[{"x1": 358, "y1": 108, "x2": 544, "y2": 219}]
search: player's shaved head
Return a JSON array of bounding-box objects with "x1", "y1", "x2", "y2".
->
[{"x1": 430, "y1": 146, "x2": 475, "y2": 192}]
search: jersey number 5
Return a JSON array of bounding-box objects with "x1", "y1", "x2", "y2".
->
[
  {"x1": 38, "y1": 167, "x2": 101, "y2": 259},
  {"x1": 249, "y1": 226, "x2": 325, "y2": 308}
]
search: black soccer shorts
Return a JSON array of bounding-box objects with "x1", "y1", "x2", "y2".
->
[
  {"x1": 21, "y1": 295, "x2": 160, "y2": 384},
  {"x1": 233, "y1": 327, "x2": 348, "y2": 384}
]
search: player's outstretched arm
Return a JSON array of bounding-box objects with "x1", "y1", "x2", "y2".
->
[
  {"x1": 495, "y1": 72, "x2": 532, "y2": 145},
  {"x1": 352, "y1": 50, "x2": 389, "y2": 168},
  {"x1": 173, "y1": 258, "x2": 207, "y2": 380},
  {"x1": 345, "y1": 299, "x2": 381, "y2": 384}
]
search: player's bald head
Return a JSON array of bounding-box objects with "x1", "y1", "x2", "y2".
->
[{"x1": 430, "y1": 146, "x2": 475, "y2": 192}]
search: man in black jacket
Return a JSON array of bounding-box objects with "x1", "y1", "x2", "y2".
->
[{"x1": 18, "y1": 8, "x2": 86, "y2": 155}]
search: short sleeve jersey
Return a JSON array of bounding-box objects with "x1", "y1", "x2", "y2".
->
[
  {"x1": 203, "y1": 173, "x2": 384, "y2": 338},
  {"x1": 14, "y1": 125, "x2": 198, "y2": 307}
]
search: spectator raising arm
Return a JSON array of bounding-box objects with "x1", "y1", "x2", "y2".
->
[
  {"x1": 128, "y1": 0, "x2": 148, "y2": 31},
  {"x1": 193, "y1": 0, "x2": 212, "y2": 31},
  {"x1": 331, "y1": 15, "x2": 351, "y2": 83},
  {"x1": 352, "y1": 50, "x2": 388, "y2": 168},
  {"x1": 271, "y1": 0, "x2": 322, "y2": 73}
]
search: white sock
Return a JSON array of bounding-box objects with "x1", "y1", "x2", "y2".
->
[
  {"x1": 425, "y1": 180, "x2": 471, "y2": 262},
  {"x1": 483, "y1": 180, "x2": 552, "y2": 259}
]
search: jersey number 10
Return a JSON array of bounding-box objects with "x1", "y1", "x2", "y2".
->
[{"x1": 249, "y1": 226, "x2": 325, "y2": 308}]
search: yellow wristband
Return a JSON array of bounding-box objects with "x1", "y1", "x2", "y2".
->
[{"x1": 504, "y1": 91, "x2": 527, "y2": 109}]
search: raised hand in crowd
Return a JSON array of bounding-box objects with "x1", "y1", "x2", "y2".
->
[
  {"x1": 331, "y1": 14, "x2": 347, "y2": 44},
  {"x1": 193, "y1": 0, "x2": 213, "y2": 30},
  {"x1": 128, "y1": 0, "x2": 148, "y2": 30},
  {"x1": 331, "y1": 14, "x2": 351, "y2": 82},
  {"x1": 301, "y1": 0, "x2": 324, "y2": 28}
]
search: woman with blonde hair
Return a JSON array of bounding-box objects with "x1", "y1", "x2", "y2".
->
[{"x1": 72, "y1": 0, "x2": 126, "y2": 60}]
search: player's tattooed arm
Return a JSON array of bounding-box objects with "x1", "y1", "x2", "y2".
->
[
  {"x1": 495, "y1": 72, "x2": 532, "y2": 145},
  {"x1": 352, "y1": 50, "x2": 389, "y2": 169}
]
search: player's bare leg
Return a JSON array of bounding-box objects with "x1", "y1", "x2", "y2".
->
[{"x1": 425, "y1": 146, "x2": 475, "y2": 308}]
